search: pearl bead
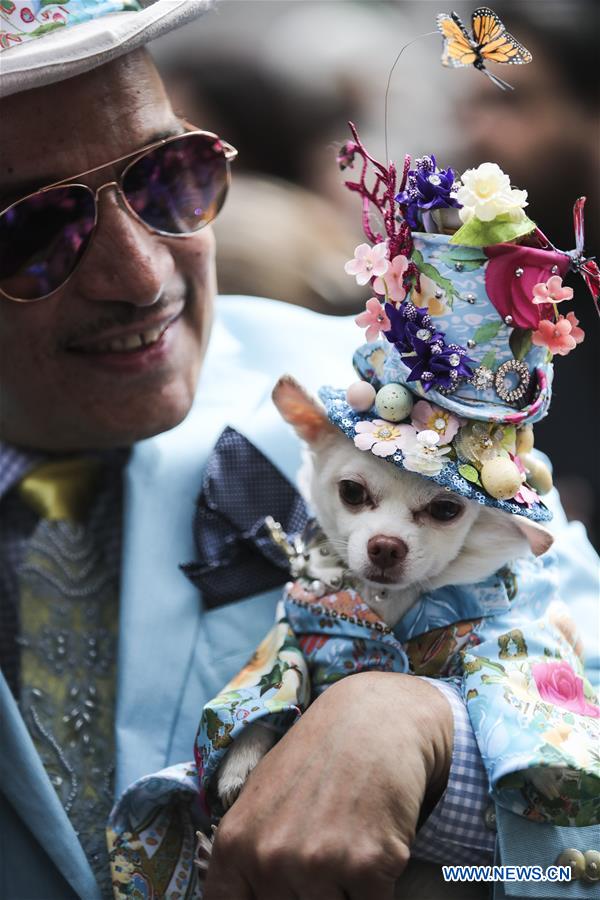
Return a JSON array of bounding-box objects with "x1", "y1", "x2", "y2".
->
[
  {"x1": 514, "y1": 267, "x2": 524, "y2": 277},
  {"x1": 346, "y1": 381, "x2": 376, "y2": 412},
  {"x1": 467, "y1": 339, "x2": 476, "y2": 348},
  {"x1": 375, "y1": 383, "x2": 414, "y2": 422},
  {"x1": 504, "y1": 315, "x2": 513, "y2": 325},
  {"x1": 480, "y1": 457, "x2": 522, "y2": 500},
  {"x1": 551, "y1": 265, "x2": 559, "y2": 274},
  {"x1": 434, "y1": 289, "x2": 443, "y2": 299},
  {"x1": 455, "y1": 262, "x2": 464, "y2": 272},
  {"x1": 465, "y1": 293, "x2": 476, "y2": 304}
]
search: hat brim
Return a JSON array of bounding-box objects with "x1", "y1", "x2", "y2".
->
[
  {"x1": 0, "y1": 0, "x2": 212, "y2": 98},
  {"x1": 353, "y1": 340, "x2": 552, "y2": 428},
  {"x1": 319, "y1": 386, "x2": 552, "y2": 523}
]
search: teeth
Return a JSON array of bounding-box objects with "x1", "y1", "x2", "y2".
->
[
  {"x1": 123, "y1": 334, "x2": 144, "y2": 350},
  {"x1": 79, "y1": 324, "x2": 168, "y2": 353},
  {"x1": 141, "y1": 327, "x2": 163, "y2": 346}
]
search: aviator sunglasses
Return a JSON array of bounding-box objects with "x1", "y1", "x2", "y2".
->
[{"x1": 0, "y1": 128, "x2": 237, "y2": 302}]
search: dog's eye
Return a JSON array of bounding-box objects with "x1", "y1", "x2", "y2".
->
[
  {"x1": 426, "y1": 499, "x2": 463, "y2": 522},
  {"x1": 339, "y1": 479, "x2": 369, "y2": 507}
]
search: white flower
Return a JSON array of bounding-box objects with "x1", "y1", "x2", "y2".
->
[
  {"x1": 456, "y1": 162, "x2": 528, "y2": 224},
  {"x1": 401, "y1": 429, "x2": 451, "y2": 476}
]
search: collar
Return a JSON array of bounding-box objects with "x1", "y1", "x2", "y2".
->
[{"x1": 283, "y1": 519, "x2": 513, "y2": 640}]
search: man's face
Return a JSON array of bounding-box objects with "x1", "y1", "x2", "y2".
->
[{"x1": 0, "y1": 49, "x2": 216, "y2": 451}]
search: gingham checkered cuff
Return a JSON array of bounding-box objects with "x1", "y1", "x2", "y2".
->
[{"x1": 411, "y1": 677, "x2": 496, "y2": 864}]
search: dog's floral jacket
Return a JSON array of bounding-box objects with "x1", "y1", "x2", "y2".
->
[
  {"x1": 197, "y1": 522, "x2": 600, "y2": 827},
  {"x1": 107, "y1": 522, "x2": 599, "y2": 897}
]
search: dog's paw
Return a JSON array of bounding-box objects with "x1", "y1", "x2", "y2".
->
[
  {"x1": 217, "y1": 722, "x2": 277, "y2": 810},
  {"x1": 194, "y1": 827, "x2": 216, "y2": 875}
]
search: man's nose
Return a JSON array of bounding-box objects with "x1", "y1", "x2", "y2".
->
[
  {"x1": 71, "y1": 185, "x2": 175, "y2": 306},
  {"x1": 367, "y1": 535, "x2": 408, "y2": 570}
]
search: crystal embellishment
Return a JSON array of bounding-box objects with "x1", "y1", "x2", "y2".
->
[
  {"x1": 471, "y1": 366, "x2": 494, "y2": 391},
  {"x1": 494, "y1": 359, "x2": 531, "y2": 404}
]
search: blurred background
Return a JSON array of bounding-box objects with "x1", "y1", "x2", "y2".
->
[{"x1": 151, "y1": 0, "x2": 600, "y2": 546}]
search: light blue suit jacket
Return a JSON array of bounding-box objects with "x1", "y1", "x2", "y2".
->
[{"x1": 1, "y1": 297, "x2": 598, "y2": 899}]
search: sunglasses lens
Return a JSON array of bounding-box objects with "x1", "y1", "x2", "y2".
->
[
  {"x1": 123, "y1": 133, "x2": 230, "y2": 234},
  {"x1": 0, "y1": 186, "x2": 95, "y2": 301}
]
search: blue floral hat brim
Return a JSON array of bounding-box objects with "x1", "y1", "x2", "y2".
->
[
  {"x1": 319, "y1": 386, "x2": 552, "y2": 523},
  {"x1": 352, "y1": 340, "x2": 553, "y2": 428}
]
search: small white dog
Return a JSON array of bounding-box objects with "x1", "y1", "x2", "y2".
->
[{"x1": 214, "y1": 375, "x2": 553, "y2": 809}]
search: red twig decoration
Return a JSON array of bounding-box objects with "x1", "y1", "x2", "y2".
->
[{"x1": 339, "y1": 123, "x2": 419, "y2": 297}]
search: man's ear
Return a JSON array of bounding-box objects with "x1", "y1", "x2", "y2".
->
[
  {"x1": 272, "y1": 375, "x2": 338, "y2": 446},
  {"x1": 512, "y1": 516, "x2": 554, "y2": 557}
]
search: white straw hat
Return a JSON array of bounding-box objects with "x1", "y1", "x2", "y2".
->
[{"x1": 0, "y1": 0, "x2": 212, "y2": 98}]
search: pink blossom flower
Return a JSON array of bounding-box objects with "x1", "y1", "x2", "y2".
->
[
  {"x1": 512, "y1": 453, "x2": 538, "y2": 507},
  {"x1": 515, "y1": 483, "x2": 539, "y2": 507},
  {"x1": 373, "y1": 254, "x2": 409, "y2": 302},
  {"x1": 354, "y1": 420, "x2": 415, "y2": 457},
  {"x1": 411, "y1": 400, "x2": 463, "y2": 445},
  {"x1": 355, "y1": 298, "x2": 391, "y2": 342},
  {"x1": 532, "y1": 661, "x2": 600, "y2": 718},
  {"x1": 532, "y1": 316, "x2": 578, "y2": 356},
  {"x1": 532, "y1": 275, "x2": 574, "y2": 306},
  {"x1": 565, "y1": 311, "x2": 585, "y2": 345},
  {"x1": 344, "y1": 242, "x2": 389, "y2": 286}
]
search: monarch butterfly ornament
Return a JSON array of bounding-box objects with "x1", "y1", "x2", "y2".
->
[{"x1": 437, "y1": 6, "x2": 532, "y2": 91}]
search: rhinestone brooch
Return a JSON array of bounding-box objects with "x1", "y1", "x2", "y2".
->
[
  {"x1": 494, "y1": 359, "x2": 531, "y2": 404},
  {"x1": 471, "y1": 366, "x2": 494, "y2": 391}
]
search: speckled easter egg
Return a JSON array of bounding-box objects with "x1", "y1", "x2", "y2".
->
[
  {"x1": 516, "y1": 425, "x2": 535, "y2": 455},
  {"x1": 346, "y1": 381, "x2": 376, "y2": 412},
  {"x1": 521, "y1": 454, "x2": 553, "y2": 495},
  {"x1": 375, "y1": 383, "x2": 414, "y2": 422},
  {"x1": 480, "y1": 457, "x2": 522, "y2": 500}
]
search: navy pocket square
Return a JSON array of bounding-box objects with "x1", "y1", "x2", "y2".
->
[{"x1": 181, "y1": 427, "x2": 308, "y2": 609}]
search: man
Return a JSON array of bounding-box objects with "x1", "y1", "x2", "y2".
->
[{"x1": 0, "y1": 3, "x2": 597, "y2": 900}]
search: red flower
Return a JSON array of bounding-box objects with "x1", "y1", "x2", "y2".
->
[{"x1": 484, "y1": 244, "x2": 570, "y2": 330}]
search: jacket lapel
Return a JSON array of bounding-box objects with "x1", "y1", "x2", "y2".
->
[
  {"x1": 0, "y1": 674, "x2": 101, "y2": 900},
  {"x1": 115, "y1": 317, "x2": 271, "y2": 795}
]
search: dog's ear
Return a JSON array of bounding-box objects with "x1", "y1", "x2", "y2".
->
[
  {"x1": 272, "y1": 375, "x2": 338, "y2": 446},
  {"x1": 511, "y1": 516, "x2": 554, "y2": 557}
]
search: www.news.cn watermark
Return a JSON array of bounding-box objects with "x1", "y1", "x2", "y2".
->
[{"x1": 443, "y1": 865, "x2": 572, "y2": 883}]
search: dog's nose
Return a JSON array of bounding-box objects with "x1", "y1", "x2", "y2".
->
[{"x1": 367, "y1": 535, "x2": 408, "y2": 569}]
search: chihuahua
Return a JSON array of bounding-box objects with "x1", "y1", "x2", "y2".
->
[{"x1": 213, "y1": 374, "x2": 553, "y2": 811}]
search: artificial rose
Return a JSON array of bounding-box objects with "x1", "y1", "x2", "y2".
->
[
  {"x1": 532, "y1": 661, "x2": 600, "y2": 718},
  {"x1": 484, "y1": 244, "x2": 570, "y2": 330},
  {"x1": 457, "y1": 162, "x2": 528, "y2": 224}
]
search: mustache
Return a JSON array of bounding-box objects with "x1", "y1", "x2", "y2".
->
[{"x1": 62, "y1": 295, "x2": 182, "y2": 347}]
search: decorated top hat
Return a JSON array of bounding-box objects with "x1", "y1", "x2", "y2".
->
[{"x1": 320, "y1": 125, "x2": 599, "y2": 523}]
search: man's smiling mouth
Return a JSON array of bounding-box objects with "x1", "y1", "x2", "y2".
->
[
  {"x1": 65, "y1": 305, "x2": 184, "y2": 355},
  {"x1": 69, "y1": 320, "x2": 173, "y2": 354}
]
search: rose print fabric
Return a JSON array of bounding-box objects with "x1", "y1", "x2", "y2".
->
[
  {"x1": 107, "y1": 528, "x2": 599, "y2": 898},
  {"x1": 196, "y1": 540, "x2": 599, "y2": 825}
]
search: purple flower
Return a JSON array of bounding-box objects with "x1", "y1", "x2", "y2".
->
[
  {"x1": 396, "y1": 155, "x2": 461, "y2": 229},
  {"x1": 383, "y1": 302, "x2": 475, "y2": 393}
]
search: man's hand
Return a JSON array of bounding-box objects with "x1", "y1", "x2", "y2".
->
[{"x1": 203, "y1": 672, "x2": 453, "y2": 900}]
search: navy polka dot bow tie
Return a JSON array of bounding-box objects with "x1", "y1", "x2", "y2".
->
[{"x1": 181, "y1": 427, "x2": 309, "y2": 609}]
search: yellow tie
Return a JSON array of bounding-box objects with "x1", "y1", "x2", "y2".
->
[
  {"x1": 17, "y1": 457, "x2": 118, "y2": 897},
  {"x1": 19, "y1": 457, "x2": 101, "y2": 522}
]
